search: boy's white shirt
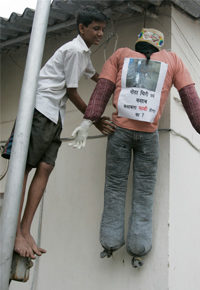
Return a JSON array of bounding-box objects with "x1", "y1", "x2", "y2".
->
[{"x1": 35, "y1": 35, "x2": 95, "y2": 127}]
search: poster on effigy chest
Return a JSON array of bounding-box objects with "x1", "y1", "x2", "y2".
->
[{"x1": 118, "y1": 57, "x2": 168, "y2": 123}]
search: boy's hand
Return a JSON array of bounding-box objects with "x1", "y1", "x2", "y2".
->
[{"x1": 94, "y1": 116, "x2": 116, "y2": 135}]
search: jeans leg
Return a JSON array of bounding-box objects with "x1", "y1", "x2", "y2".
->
[
  {"x1": 127, "y1": 130, "x2": 159, "y2": 257},
  {"x1": 100, "y1": 127, "x2": 132, "y2": 253}
]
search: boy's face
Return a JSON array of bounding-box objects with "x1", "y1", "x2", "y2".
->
[{"x1": 79, "y1": 21, "x2": 106, "y2": 48}]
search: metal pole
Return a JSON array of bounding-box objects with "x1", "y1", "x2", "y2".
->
[{"x1": 0, "y1": 1, "x2": 51, "y2": 289}]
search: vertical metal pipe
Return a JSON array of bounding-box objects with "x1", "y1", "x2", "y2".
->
[{"x1": 0, "y1": 1, "x2": 51, "y2": 289}]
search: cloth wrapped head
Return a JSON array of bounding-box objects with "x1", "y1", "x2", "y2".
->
[{"x1": 136, "y1": 28, "x2": 164, "y2": 50}]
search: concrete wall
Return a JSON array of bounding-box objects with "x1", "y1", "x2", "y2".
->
[
  {"x1": 168, "y1": 6, "x2": 200, "y2": 290},
  {"x1": 0, "y1": 5, "x2": 199, "y2": 290}
]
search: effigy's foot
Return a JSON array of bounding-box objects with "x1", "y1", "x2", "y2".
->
[
  {"x1": 100, "y1": 248, "x2": 113, "y2": 258},
  {"x1": 131, "y1": 256, "x2": 144, "y2": 268}
]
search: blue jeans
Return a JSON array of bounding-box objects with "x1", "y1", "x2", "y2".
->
[{"x1": 100, "y1": 126, "x2": 159, "y2": 257}]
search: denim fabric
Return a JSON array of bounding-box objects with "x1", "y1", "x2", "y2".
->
[{"x1": 100, "y1": 126, "x2": 159, "y2": 257}]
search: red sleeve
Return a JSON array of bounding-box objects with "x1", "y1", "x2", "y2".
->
[
  {"x1": 84, "y1": 78, "x2": 116, "y2": 122},
  {"x1": 179, "y1": 84, "x2": 200, "y2": 134}
]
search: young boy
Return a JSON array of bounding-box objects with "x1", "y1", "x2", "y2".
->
[
  {"x1": 70, "y1": 28, "x2": 200, "y2": 267},
  {"x1": 2, "y1": 6, "x2": 115, "y2": 260}
]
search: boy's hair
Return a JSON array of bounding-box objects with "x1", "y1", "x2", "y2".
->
[{"x1": 76, "y1": 6, "x2": 107, "y2": 33}]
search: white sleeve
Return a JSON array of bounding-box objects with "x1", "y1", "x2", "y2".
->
[
  {"x1": 84, "y1": 58, "x2": 95, "y2": 79},
  {"x1": 63, "y1": 50, "x2": 80, "y2": 88}
]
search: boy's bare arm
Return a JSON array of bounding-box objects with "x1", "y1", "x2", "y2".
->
[
  {"x1": 68, "y1": 73, "x2": 100, "y2": 112},
  {"x1": 67, "y1": 88, "x2": 87, "y2": 114},
  {"x1": 67, "y1": 87, "x2": 115, "y2": 135},
  {"x1": 91, "y1": 72, "x2": 99, "y2": 82}
]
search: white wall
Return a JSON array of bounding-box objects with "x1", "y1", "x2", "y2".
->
[
  {"x1": 168, "y1": 6, "x2": 200, "y2": 290},
  {"x1": 0, "y1": 5, "x2": 199, "y2": 290}
]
